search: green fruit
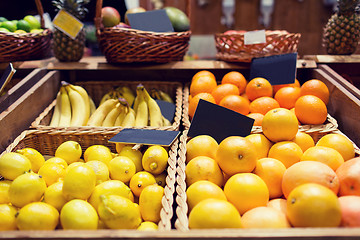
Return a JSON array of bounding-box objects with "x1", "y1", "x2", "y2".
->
[
  {"x1": 14, "y1": 30, "x2": 27, "y2": 34},
  {"x1": 17, "y1": 20, "x2": 31, "y2": 32},
  {"x1": 24, "y1": 15, "x2": 40, "y2": 30},
  {"x1": 0, "y1": 17, "x2": 8, "y2": 22},
  {"x1": 1, "y1": 21, "x2": 17, "y2": 32},
  {"x1": 0, "y1": 28, "x2": 10, "y2": 33},
  {"x1": 30, "y1": 29, "x2": 43, "y2": 34},
  {"x1": 164, "y1": 7, "x2": 190, "y2": 32}
]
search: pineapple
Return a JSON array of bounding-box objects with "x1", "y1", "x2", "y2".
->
[
  {"x1": 323, "y1": 0, "x2": 360, "y2": 55},
  {"x1": 52, "y1": 0, "x2": 90, "y2": 62}
]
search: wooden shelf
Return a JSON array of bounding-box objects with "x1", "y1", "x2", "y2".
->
[{"x1": 304, "y1": 55, "x2": 360, "y2": 64}]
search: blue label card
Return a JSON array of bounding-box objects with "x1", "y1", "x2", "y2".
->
[
  {"x1": 188, "y1": 99, "x2": 254, "y2": 143},
  {"x1": 249, "y1": 53, "x2": 297, "y2": 85},
  {"x1": 127, "y1": 9, "x2": 174, "y2": 32},
  {"x1": 0, "y1": 63, "x2": 16, "y2": 95},
  {"x1": 156, "y1": 99, "x2": 176, "y2": 122},
  {"x1": 109, "y1": 128, "x2": 180, "y2": 146}
]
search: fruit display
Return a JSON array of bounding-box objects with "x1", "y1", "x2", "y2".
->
[
  {"x1": 0, "y1": 138, "x2": 173, "y2": 230},
  {"x1": 0, "y1": 15, "x2": 43, "y2": 34}
]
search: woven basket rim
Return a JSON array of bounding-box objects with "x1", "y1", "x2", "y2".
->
[
  {"x1": 99, "y1": 26, "x2": 192, "y2": 37},
  {"x1": 215, "y1": 30, "x2": 301, "y2": 37}
]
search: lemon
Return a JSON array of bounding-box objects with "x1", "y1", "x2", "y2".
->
[
  {"x1": 38, "y1": 162, "x2": 66, "y2": 186},
  {"x1": 60, "y1": 199, "x2": 98, "y2": 229},
  {"x1": 62, "y1": 164, "x2": 96, "y2": 201},
  {"x1": 84, "y1": 145, "x2": 113, "y2": 166},
  {"x1": 0, "y1": 204, "x2": 17, "y2": 230},
  {"x1": 85, "y1": 160, "x2": 110, "y2": 185},
  {"x1": 89, "y1": 180, "x2": 133, "y2": 210},
  {"x1": 44, "y1": 180, "x2": 67, "y2": 211},
  {"x1": 139, "y1": 184, "x2": 164, "y2": 223},
  {"x1": 55, "y1": 141, "x2": 82, "y2": 164},
  {"x1": 65, "y1": 162, "x2": 84, "y2": 174},
  {"x1": 142, "y1": 146, "x2": 168, "y2": 175},
  {"x1": 16, "y1": 148, "x2": 45, "y2": 173},
  {"x1": 0, "y1": 152, "x2": 32, "y2": 180},
  {"x1": 98, "y1": 195, "x2": 142, "y2": 229},
  {"x1": 0, "y1": 28, "x2": 10, "y2": 33},
  {"x1": 30, "y1": 29, "x2": 43, "y2": 34},
  {"x1": 115, "y1": 143, "x2": 129, "y2": 154},
  {"x1": 137, "y1": 221, "x2": 158, "y2": 231},
  {"x1": 154, "y1": 172, "x2": 167, "y2": 187},
  {"x1": 45, "y1": 157, "x2": 68, "y2": 169},
  {"x1": 23, "y1": 15, "x2": 41, "y2": 30},
  {"x1": 0, "y1": 180, "x2": 12, "y2": 204},
  {"x1": 129, "y1": 171, "x2": 157, "y2": 197},
  {"x1": 16, "y1": 202, "x2": 59, "y2": 230},
  {"x1": 14, "y1": 29, "x2": 26, "y2": 34},
  {"x1": 9, "y1": 172, "x2": 47, "y2": 208},
  {"x1": 118, "y1": 145, "x2": 143, "y2": 172},
  {"x1": 108, "y1": 156, "x2": 136, "y2": 183}
]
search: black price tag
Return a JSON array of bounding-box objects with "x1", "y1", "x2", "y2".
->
[
  {"x1": 127, "y1": 9, "x2": 174, "y2": 32},
  {"x1": 156, "y1": 99, "x2": 176, "y2": 122}
]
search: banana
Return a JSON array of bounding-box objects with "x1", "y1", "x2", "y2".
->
[
  {"x1": 133, "y1": 94, "x2": 140, "y2": 114},
  {"x1": 121, "y1": 107, "x2": 136, "y2": 127},
  {"x1": 99, "y1": 91, "x2": 114, "y2": 106},
  {"x1": 142, "y1": 86, "x2": 163, "y2": 127},
  {"x1": 162, "y1": 116, "x2": 172, "y2": 126},
  {"x1": 158, "y1": 90, "x2": 174, "y2": 103},
  {"x1": 102, "y1": 103, "x2": 122, "y2": 127},
  {"x1": 134, "y1": 86, "x2": 149, "y2": 127},
  {"x1": 87, "y1": 99, "x2": 119, "y2": 126},
  {"x1": 69, "y1": 84, "x2": 90, "y2": 125},
  {"x1": 116, "y1": 86, "x2": 135, "y2": 107},
  {"x1": 58, "y1": 86, "x2": 72, "y2": 127},
  {"x1": 89, "y1": 96, "x2": 96, "y2": 115},
  {"x1": 114, "y1": 99, "x2": 128, "y2": 126},
  {"x1": 66, "y1": 85, "x2": 87, "y2": 127},
  {"x1": 49, "y1": 91, "x2": 62, "y2": 127}
]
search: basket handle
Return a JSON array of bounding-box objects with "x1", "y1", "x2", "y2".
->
[
  {"x1": 35, "y1": 0, "x2": 46, "y2": 29},
  {"x1": 95, "y1": 0, "x2": 103, "y2": 35}
]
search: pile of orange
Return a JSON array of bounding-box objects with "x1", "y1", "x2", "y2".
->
[{"x1": 188, "y1": 70, "x2": 330, "y2": 126}]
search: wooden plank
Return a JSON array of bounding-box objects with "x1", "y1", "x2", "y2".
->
[{"x1": 304, "y1": 55, "x2": 360, "y2": 63}]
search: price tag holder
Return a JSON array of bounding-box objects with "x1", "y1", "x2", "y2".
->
[
  {"x1": 249, "y1": 53, "x2": 298, "y2": 85},
  {"x1": 0, "y1": 63, "x2": 16, "y2": 96},
  {"x1": 52, "y1": 9, "x2": 84, "y2": 39},
  {"x1": 109, "y1": 128, "x2": 180, "y2": 147},
  {"x1": 188, "y1": 99, "x2": 254, "y2": 143},
  {"x1": 127, "y1": 9, "x2": 174, "y2": 32},
  {"x1": 156, "y1": 99, "x2": 176, "y2": 122},
  {"x1": 244, "y1": 30, "x2": 266, "y2": 45}
]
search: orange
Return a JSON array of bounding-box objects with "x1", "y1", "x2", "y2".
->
[
  {"x1": 290, "y1": 108, "x2": 300, "y2": 125},
  {"x1": 272, "y1": 79, "x2": 301, "y2": 93},
  {"x1": 224, "y1": 173, "x2": 269, "y2": 215},
  {"x1": 267, "y1": 198, "x2": 287, "y2": 216},
  {"x1": 253, "y1": 158, "x2": 286, "y2": 199},
  {"x1": 316, "y1": 133, "x2": 355, "y2": 161},
  {"x1": 338, "y1": 195, "x2": 360, "y2": 227},
  {"x1": 290, "y1": 131, "x2": 315, "y2": 152},
  {"x1": 268, "y1": 141, "x2": 303, "y2": 168},
  {"x1": 274, "y1": 87, "x2": 301, "y2": 109},
  {"x1": 262, "y1": 108, "x2": 299, "y2": 142},
  {"x1": 247, "y1": 113, "x2": 264, "y2": 126},
  {"x1": 245, "y1": 77, "x2": 273, "y2": 101},
  {"x1": 188, "y1": 93, "x2": 216, "y2": 119},
  {"x1": 215, "y1": 136, "x2": 258, "y2": 175},
  {"x1": 190, "y1": 75, "x2": 217, "y2": 97},
  {"x1": 219, "y1": 95, "x2": 250, "y2": 115},
  {"x1": 249, "y1": 96, "x2": 280, "y2": 115},
  {"x1": 186, "y1": 135, "x2": 218, "y2": 163},
  {"x1": 286, "y1": 183, "x2": 341, "y2": 227},
  {"x1": 281, "y1": 161, "x2": 340, "y2": 198},
  {"x1": 186, "y1": 180, "x2": 227, "y2": 211},
  {"x1": 188, "y1": 199, "x2": 242, "y2": 229},
  {"x1": 185, "y1": 156, "x2": 224, "y2": 187},
  {"x1": 211, "y1": 83, "x2": 240, "y2": 104},
  {"x1": 301, "y1": 146, "x2": 344, "y2": 171},
  {"x1": 241, "y1": 206, "x2": 290, "y2": 228},
  {"x1": 191, "y1": 70, "x2": 215, "y2": 83},
  {"x1": 221, "y1": 71, "x2": 247, "y2": 94},
  {"x1": 294, "y1": 95, "x2": 327, "y2": 125},
  {"x1": 300, "y1": 79, "x2": 330, "y2": 105},
  {"x1": 336, "y1": 157, "x2": 360, "y2": 196},
  {"x1": 244, "y1": 133, "x2": 273, "y2": 159}
]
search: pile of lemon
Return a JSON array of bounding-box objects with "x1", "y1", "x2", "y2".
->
[
  {"x1": 0, "y1": 141, "x2": 169, "y2": 231},
  {"x1": 0, "y1": 15, "x2": 43, "y2": 34}
]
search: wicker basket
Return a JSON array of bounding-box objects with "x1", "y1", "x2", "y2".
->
[
  {"x1": 1, "y1": 128, "x2": 179, "y2": 230},
  {"x1": 0, "y1": 0, "x2": 52, "y2": 62},
  {"x1": 215, "y1": 30, "x2": 301, "y2": 63},
  {"x1": 175, "y1": 129, "x2": 360, "y2": 231},
  {"x1": 94, "y1": 0, "x2": 191, "y2": 63},
  {"x1": 31, "y1": 80, "x2": 183, "y2": 131}
]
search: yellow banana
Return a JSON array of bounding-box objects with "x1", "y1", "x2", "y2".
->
[
  {"x1": 133, "y1": 94, "x2": 140, "y2": 114},
  {"x1": 159, "y1": 90, "x2": 174, "y2": 103},
  {"x1": 143, "y1": 87, "x2": 163, "y2": 127},
  {"x1": 116, "y1": 86, "x2": 135, "y2": 107},
  {"x1": 89, "y1": 96, "x2": 96, "y2": 115},
  {"x1": 102, "y1": 103, "x2": 121, "y2": 127},
  {"x1": 69, "y1": 84, "x2": 90, "y2": 125},
  {"x1": 66, "y1": 85, "x2": 87, "y2": 127},
  {"x1": 162, "y1": 116, "x2": 172, "y2": 126},
  {"x1": 99, "y1": 91, "x2": 113, "y2": 106},
  {"x1": 114, "y1": 99, "x2": 128, "y2": 126},
  {"x1": 87, "y1": 99, "x2": 118, "y2": 126},
  {"x1": 134, "y1": 86, "x2": 148, "y2": 127},
  {"x1": 121, "y1": 106, "x2": 136, "y2": 127},
  {"x1": 58, "y1": 86, "x2": 72, "y2": 127},
  {"x1": 49, "y1": 91, "x2": 61, "y2": 127}
]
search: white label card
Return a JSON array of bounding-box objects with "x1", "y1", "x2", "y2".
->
[{"x1": 244, "y1": 30, "x2": 266, "y2": 45}]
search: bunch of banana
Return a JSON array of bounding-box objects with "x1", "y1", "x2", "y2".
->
[
  {"x1": 49, "y1": 82, "x2": 94, "y2": 127},
  {"x1": 150, "y1": 89, "x2": 174, "y2": 103},
  {"x1": 99, "y1": 86, "x2": 135, "y2": 107},
  {"x1": 134, "y1": 85, "x2": 172, "y2": 127}
]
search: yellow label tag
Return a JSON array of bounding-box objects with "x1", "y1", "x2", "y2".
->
[{"x1": 52, "y1": 9, "x2": 84, "y2": 39}]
